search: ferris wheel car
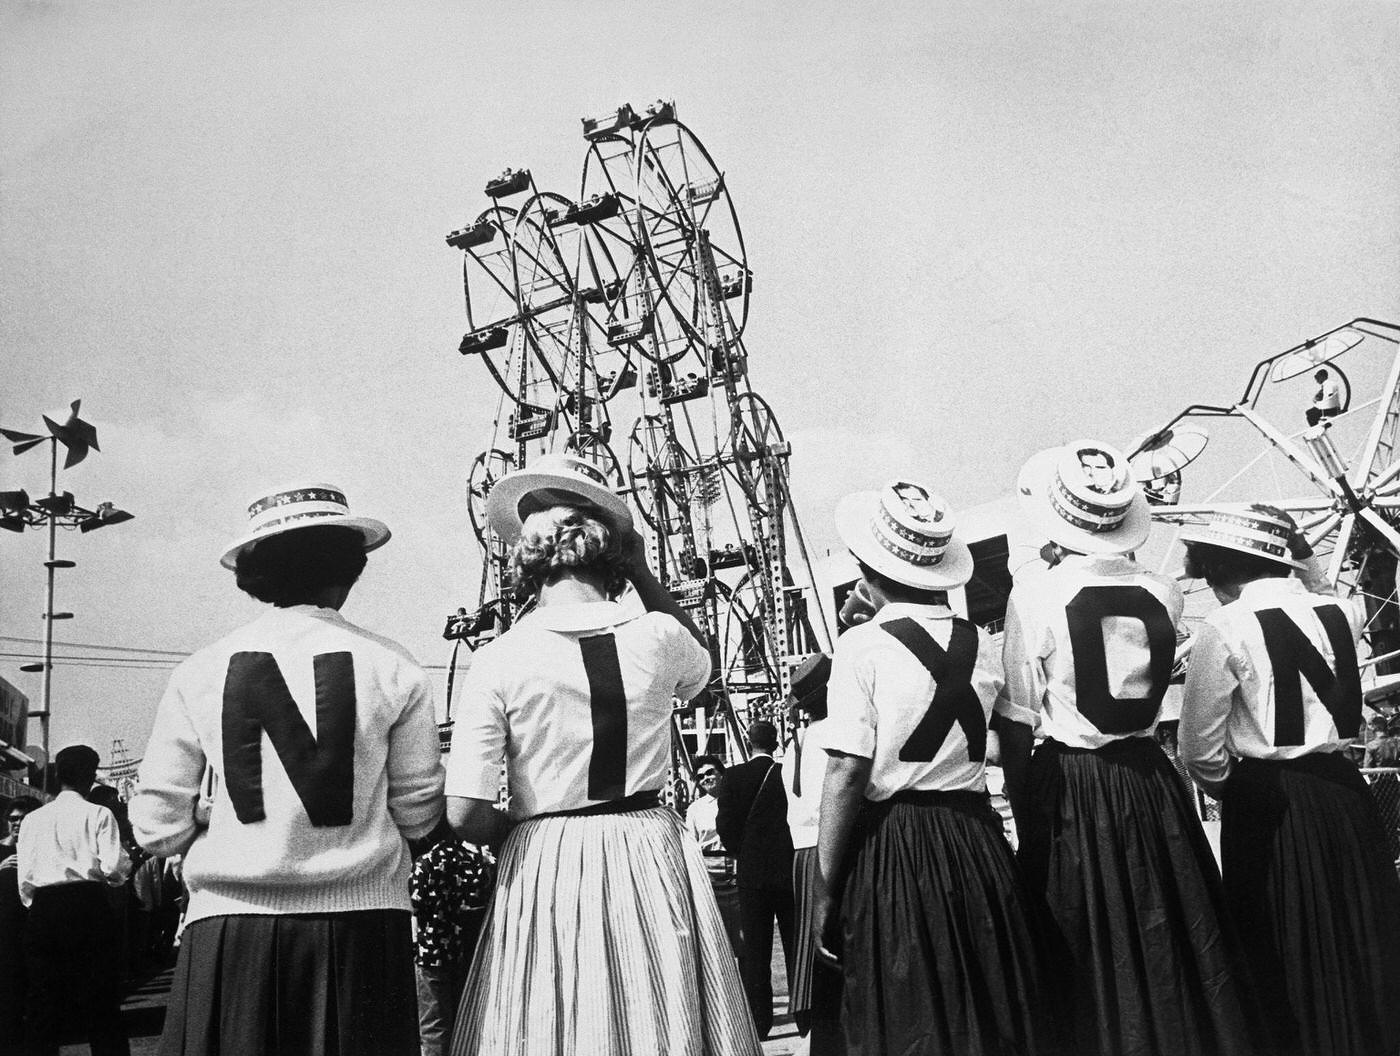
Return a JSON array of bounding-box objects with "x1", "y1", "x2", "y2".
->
[
  {"x1": 685, "y1": 177, "x2": 723, "y2": 207},
  {"x1": 709, "y1": 542, "x2": 756, "y2": 571},
  {"x1": 445, "y1": 220, "x2": 496, "y2": 249},
  {"x1": 508, "y1": 405, "x2": 554, "y2": 442},
  {"x1": 485, "y1": 168, "x2": 531, "y2": 199},
  {"x1": 581, "y1": 104, "x2": 636, "y2": 140},
  {"x1": 720, "y1": 270, "x2": 752, "y2": 300},
  {"x1": 566, "y1": 192, "x2": 620, "y2": 225},
  {"x1": 581, "y1": 278, "x2": 625, "y2": 306},
  {"x1": 459, "y1": 327, "x2": 509, "y2": 356},
  {"x1": 601, "y1": 365, "x2": 638, "y2": 400},
  {"x1": 710, "y1": 345, "x2": 748, "y2": 385},
  {"x1": 648, "y1": 367, "x2": 709, "y2": 406},
  {"x1": 607, "y1": 312, "x2": 653, "y2": 345},
  {"x1": 632, "y1": 99, "x2": 676, "y2": 127}
]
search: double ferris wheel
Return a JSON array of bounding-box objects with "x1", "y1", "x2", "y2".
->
[{"x1": 441, "y1": 101, "x2": 830, "y2": 774}]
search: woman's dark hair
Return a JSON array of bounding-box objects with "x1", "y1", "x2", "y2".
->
[
  {"x1": 1183, "y1": 540, "x2": 1291, "y2": 587},
  {"x1": 856, "y1": 560, "x2": 949, "y2": 607},
  {"x1": 507, "y1": 506, "x2": 629, "y2": 602},
  {"x1": 235, "y1": 525, "x2": 369, "y2": 607},
  {"x1": 692, "y1": 754, "x2": 726, "y2": 776}
]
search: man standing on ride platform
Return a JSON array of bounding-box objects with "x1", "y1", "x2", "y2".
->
[
  {"x1": 17, "y1": 743, "x2": 132, "y2": 1056},
  {"x1": 717, "y1": 720, "x2": 795, "y2": 1040},
  {"x1": 1306, "y1": 367, "x2": 1342, "y2": 426}
]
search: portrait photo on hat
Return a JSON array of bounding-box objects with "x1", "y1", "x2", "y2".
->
[
  {"x1": 1177, "y1": 504, "x2": 1303, "y2": 569},
  {"x1": 835, "y1": 479, "x2": 974, "y2": 591},
  {"x1": 1018, "y1": 440, "x2": 1151, "y2": 555},
  {"x1": 485, "y1": 451, "x2": 632, "y2": 544},
  {"x1": 220, "y1": 482, "x2": 391, "y2": 570}
]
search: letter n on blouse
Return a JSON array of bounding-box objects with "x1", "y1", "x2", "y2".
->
[{"x1": 222, "y1": 652, "x2": 356, "y2": 826}]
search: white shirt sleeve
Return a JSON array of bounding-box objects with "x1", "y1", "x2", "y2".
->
[
  {"x1": 385, "y1": 665, "x2": 446, "y2": 839},
  {"x1": 95, "y1": 808, "x2": 132, "y2": 886},
  {"x1": 130, "y1": 670, "x2": 208, "y2": 859},
  {"x1": 16, "y1": 823, "x2": 37, "y2": 907},
  {"x1": 814, "y1": 643, "x2": 877, "y2": 759},
  {"x1": 669, "y1": 617, "x2": 712, "y2": 703},
  {"x1": 444, "y1": 650, "x2": 510, "y2": 802},
  {"x1": 1180, "y1": 619, "x2": 1238, "y2": 792},
  {"x1": 996, "y1": 593, "x2": 1044, "y2": 728}
]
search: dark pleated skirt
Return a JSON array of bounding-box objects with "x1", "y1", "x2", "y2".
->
[
  {"x1": 840, "y1": 790, "x2": 1052, "y2": 1056},
  {"x1": 1221, "y1": 753, "x2": 1400, "y2": 1056},
  {"x1": 159, "y1": 910, "x2": 418, "y2": 1056},
  {"x1": 1017, "y1": 737, "x2": 1258, "y2": 1056}
]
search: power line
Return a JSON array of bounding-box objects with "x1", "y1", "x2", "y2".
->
[
  {"x1": 0, "y1": 636, "x2": 191, "y2": 657},
  {"x1": 0, "y1": 636, "x2": 455, "y2": 670},
  {"x1": 0, "y1": 652, "x2": 454, "y2": 672}
]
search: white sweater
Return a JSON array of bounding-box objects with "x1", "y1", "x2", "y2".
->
[{"x1": 130, "y1": 605, "x2": 445, "y2": 923}]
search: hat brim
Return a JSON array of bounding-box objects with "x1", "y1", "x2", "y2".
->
[
  {"x1": 220, "y1": 516, "x2": 391, "y2": 570},
  {"x1": 1177, "y1": 526, "x2": 1303, "y2": 570},
  {"x1": 485, "y1": 468, "x2": 632, "y2": 544},
  {"x1": 1019, "y1": 451, "x2": 1152, "y2": 555},
  {"x1": 834, "y1": 491, "x2": 975, "y2": 590},
  {"x1": 1032, "y1": 492, "x2": 1152, "y2": 555}
]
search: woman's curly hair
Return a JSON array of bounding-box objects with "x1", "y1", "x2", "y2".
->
[{"x1": 507, "y1": 505, "x2": 629, "y2": 601}]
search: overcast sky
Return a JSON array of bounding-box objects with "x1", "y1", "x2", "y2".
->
[{"x1": 3, "y1": 0, "x2": 1398, "y2": 764}]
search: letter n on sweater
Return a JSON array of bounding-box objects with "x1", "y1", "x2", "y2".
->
[{"x1": 222, "y1": 651, "x2": 356, "y2": 826}]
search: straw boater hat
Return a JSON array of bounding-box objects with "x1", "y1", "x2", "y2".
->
[
  {"x1": 1018, "y1": 440, "x2": 1151, "y2": 555},
  {"x1": 1177, "y1": 505, "x2": 1303, "y2": 569},
  {"x1": 485, "y1": 452, "x2": 632, "y2": 544},
  {"x1": 220, "y1": 483, "x2": 391, "y2": 570},
  {"x1": 834, "y1": 480, "x2": 975, "y2": 590}
]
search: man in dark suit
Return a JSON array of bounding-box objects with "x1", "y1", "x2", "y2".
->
[{"x1": 716, "y1": 720, "x2": 795, "y2": 1039}]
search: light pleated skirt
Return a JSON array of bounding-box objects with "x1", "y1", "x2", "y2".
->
[
  {"x1": 450, "y1": 805, "x2": 761, "y2": 1056},
  {"x1": 788, "y1": 846, "x2": 819, "y2": 1019}
]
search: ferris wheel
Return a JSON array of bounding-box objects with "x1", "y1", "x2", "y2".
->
[
  {"x1": 443, "y1": 101, "x2": 828, "y2": 777},
  {"x1": 1129, "y1": 318, "x2": 1400, "y2": 685}
]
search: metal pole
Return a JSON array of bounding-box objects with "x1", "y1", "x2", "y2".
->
[{"x1": 39, "y1": 438, "x2": 56, "y2": 763}]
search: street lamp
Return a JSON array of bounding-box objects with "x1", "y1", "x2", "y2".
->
[{"x1": 0, "y1": 401, "x2": 132, "y2": 762}]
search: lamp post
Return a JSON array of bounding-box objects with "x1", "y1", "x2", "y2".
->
[{"x1": 1, "y1": 401, "x2": 132, "y2": 762}]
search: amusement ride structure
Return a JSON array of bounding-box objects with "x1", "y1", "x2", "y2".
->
[
  {"x1": 1128, "y1": 318, "x2": 1400, "y2": 706},
  {"x1": 441, "y1": 101, "x2": 831, "y2": 781}
]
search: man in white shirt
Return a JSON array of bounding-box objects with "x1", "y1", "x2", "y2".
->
[
  {"x1": 18, "y1": 743, "x2": 131, "y2": 1056},
  {"x1": 1306, "y1": 367, "x2": 1343, "y2": 426},
  {"x1": 684, "y1": 757, "x2": 743, "y2": 961}
]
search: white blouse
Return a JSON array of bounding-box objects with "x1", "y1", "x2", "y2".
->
[
  {"x1": 999, "y1": 554, "x2": 1184, "y2": 748},
  {"x1": 1180, "y1": 577, "x2": 1365, "y2": 792},
  {"x1": 445, "y1": 601, "x2": 710, "y2": 818},
  {"x1": 814, "y1": 603, "x2": 1006, "y2": 801}
]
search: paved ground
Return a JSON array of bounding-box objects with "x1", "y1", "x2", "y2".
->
[{"x1": 61, "y1": 934, "x2": 805, "y2": 1055}]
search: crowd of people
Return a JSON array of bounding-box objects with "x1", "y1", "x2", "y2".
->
[
  {"x1": 1, "y1": 438, "x2": 1397, "y2": 1056},
  {"x1": 0, "y1": 749, "x2": 186, "y2": 1056}
]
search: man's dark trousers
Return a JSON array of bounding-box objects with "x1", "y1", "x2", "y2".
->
[
  {"x1": 716, "y1": 754, "x2": 796, "y2": 1039},
  {"x1": 737, "y1": 882, "x2": 795, "y2": 1039},
  {"x1": 23, "y1": 881, "x2": 129, "y2": 1056}
]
